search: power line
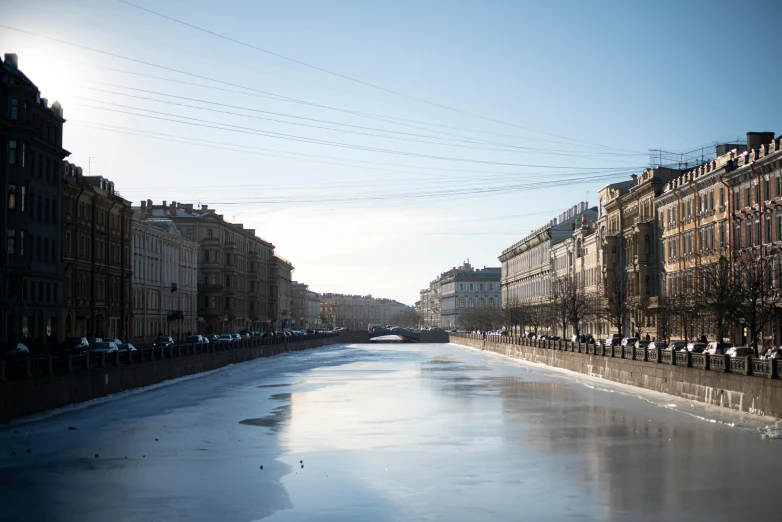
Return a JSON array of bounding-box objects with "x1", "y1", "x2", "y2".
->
[
  {"x1": 71, "y1": 101, "x2": 644, "y2": 169},
  {"x1": 115, "y1": 0, "x2": 646, "y2": 155}
]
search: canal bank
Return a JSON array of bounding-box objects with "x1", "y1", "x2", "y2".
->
[
  {"x1": 449, "y1": 334, "x2": 782, "y2": 419},
  {"x1": 1, "y1": 342, "x2": 780, "y2": 522},
  {"x1": 0, "y1": 334, "x2": 342, "y2": 424}
]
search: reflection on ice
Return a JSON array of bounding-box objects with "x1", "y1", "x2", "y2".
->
[{"x1": 0, "y1": 342, "x2": 780, "y2": 522}]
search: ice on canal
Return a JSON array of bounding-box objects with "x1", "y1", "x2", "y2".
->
[{"x1": 1, "y1": 342, "x2": 781, "y2": 522}]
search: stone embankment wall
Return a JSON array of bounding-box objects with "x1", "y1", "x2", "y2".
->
[
  {"x1": 450, "y1": 334, "x2": 782, "y2": 419},
  {"x1": 0, "y1": 334, "x2": 342, "y2": 424}
]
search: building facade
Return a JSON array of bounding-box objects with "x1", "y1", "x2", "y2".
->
[
  {"x1": 438, "y1": 263, "x2": 501, "y2": 329},
  {"x1": 61, "y1": 165, "x2": 133, "y2": 341},
  {"x1": 319, "y1": 293, "x2": 381, "y2": 330},
  {"x1": 271, "y1": 255, "x2": 293, "y2": 330},
  {"x1": 139, "y1": 201, "x2": 274, "y2": 334},
  {"x1": 1, "y1": 54, "x2": 69, "y2": 349},
  {"x1": 501, "y1": 203, "x2": 597, "y2": 308},
  {"x1": 291, "y1": 281, "x2": 320, "y2": 329},
  {"x1": 130, "y1": 211, "x2": 199, "y2": 343}
]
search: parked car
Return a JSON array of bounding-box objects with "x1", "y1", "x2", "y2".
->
[
  {"x1": 64, "y1": 337, "x2": 90, "y2": 355},
  {"x1": 763, "y1": 348, "x2": 782, "y2": 360},
  {"x1": 231, "y1": 333, "x2": 242, "y2": 342},
  {"x1": 573, "y1": 334, "x2": 595, "y2": 344},
  {"x1": 153, "y1": 336, "x2": 175, "y2": 348},
  {"x1": 186, "y1": 335, "x2": 209, "y2": 344},
  {"x1": 252, "y1": 332, "x2": 263, "y2": 339},
  {"x1": 621, "y1": 337, "x2": 638, "y2": 347},
  {"x1": 216, "y1": 334, "x2": 233, "y2": 343},
  {"x1": 686, "y1": 342, "x2": 707, "y2": 353},
  {"x1": 104, "y1": 338, "x2": 123, "y2": 345},
  {"x1": 205, "y1": 334, "x2": 219, "y2": 342},
  {"x1": 262, "y1": 331, "x2": 275, "y2": 338},
  {"x1": 238, "y1": 332, "x2": 251, "y2": 340},
  {"x1": 726, "y1": 346, "x2": 755, "y2": 358},
  {"x1": 86, "y1": 337, "x2": 103, "y2": 347},
  {"x1": 704, "y1": 342, "x2": 733, "y2": 355},
  {"x1": 600, "y1": 336, "x2": 622, "y2": 347},
  {"x1": 647, "y1": 341, "x2": 664, "y2": 350},
  {"x1": 88, "y1": 341, "x2": 119, "y2": 354},
  {"x1": 117, "y1": 343, "x2": 137, "y2": 352},
  {"x1": 1, "y1": 342, "x2": 29, "y2": 360},
  {"x1": 634, "y1": 340, "x2": 652, "y2": 349},
  {"x1": 666, "y1": 341, "x2": 687, "y2": 351}
]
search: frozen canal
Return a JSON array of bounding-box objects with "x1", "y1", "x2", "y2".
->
[{"x1": 1, "y1": 342, "x2": 781, "y2": 521}]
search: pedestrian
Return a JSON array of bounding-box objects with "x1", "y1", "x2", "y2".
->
[
  {"x1": 645, "y1": 333, "x2": 650, "y2": 341},
  {"x1": 700, "y1": 334, "x2": 707, "y2": 343}
]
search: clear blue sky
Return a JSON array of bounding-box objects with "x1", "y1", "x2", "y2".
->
[{"x1": 2, "y1": 0, "x2": 780, "y2": 304}]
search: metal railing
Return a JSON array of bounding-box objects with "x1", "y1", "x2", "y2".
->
[
  {"x1": 0, "y1": 333, "x2": 338, "y2": 382},
  {"x1": 448, "y1": 332, "x2": 779, "y2": 380}
]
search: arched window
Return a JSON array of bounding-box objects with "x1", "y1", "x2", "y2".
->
[
  {"x1": 576, "y1": 239, "x2": 582, "y2": 258},
  {"x1": 469, "y1": 297, "x2": 475, "y2": 308},
  {"x1": 469, "y1": 283, "x2": 474, "y2": 291},
  {"x1": 644, "y1": 234, "x2": 650, "y2": 255},
  {"x1": 478, "y1": 297, "x2": 485, "y2": 308},
  {"x1": 458, "y1": 297, "x2": 464, "y2": 308},
  {"x1": 489, "y1": 283, "x2": 494, "y2": 290},
  {"x1": 488, "y1": 297, "x2": 495, "y2": 308}
]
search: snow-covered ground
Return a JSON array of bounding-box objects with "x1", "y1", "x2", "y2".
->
[{"x1": 1, "y1": 342, "x2": 779, "y2": 522}]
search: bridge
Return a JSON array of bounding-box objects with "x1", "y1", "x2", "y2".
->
[{"x1": 368, "y1": 328, "x2": 421, "y2": 342}]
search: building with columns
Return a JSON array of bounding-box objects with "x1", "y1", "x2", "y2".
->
[{"x1": 130, "y1": 210, "x2": 199, "y2": 343}]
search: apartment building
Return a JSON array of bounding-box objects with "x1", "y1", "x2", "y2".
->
[
  {"x1": 271, "y1": 254, "x2": 293, "y2": 330},
  {"x1": 438, "y1": 262, "x2": 501, "y2": 329},
  {"x1": 291, "y1": 281, "x2": 320, "y2": 329},
  {"x1": 61, "y1": 165, "x2": 133, "y2": 341},
  {"x1": 319, "y1": 293, "x2": 382, "y2": 330},
  {"x1": 139, "y1": 201, "x2": 274, "y2": 334},
  {"x1": 500, "y1": 203, "x2": 596, "y2": 306},
  {"x1": 130, "y1": 210, "x2": 199, "y2": 343},
  {"x1": 1, "y1": 53, "x2": 69, "y2": 348}
]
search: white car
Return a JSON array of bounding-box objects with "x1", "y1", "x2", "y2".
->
[{"x1": 217, "y1": 334, "x2": 233, "y2": 343}]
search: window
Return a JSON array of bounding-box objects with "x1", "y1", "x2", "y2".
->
[
  {"x1": 746, "y1": 221, "x2": 753, "y2": 248},
  {"x1": 478, "y1": 297, "x2": 485, "y2": 308},
  {"x1": 8, "y1": 140, "x2": 17, "y2": 165},
  {"x1": 765, "y1": 179, "x2": 771, "y2": 201},
  {"x1": 745, "y1": 188, "x2": 750, "y2": 207},
  {"x1": 468, "y1": 297, "x2": 475, "y2": 308},
  {"x1": 488, "y1": 297, "x2": 495, "y2": 308},
  {"x1": 469, "y1": 283, "x2": 474, "y2": 291},
  {"x1": 479, "y1": 283, "x2": 484, "y2": 290},
  {"x1": 8, "y1": 184, "x2": 16, "y2": 209},
  {"x1": 19, "y1": 231, "x2": 24, "y2": 256},
  {"x1": 458, "y1": 297, "x2": 464, "y2": 308},
  {"x1": 644, "y1": 235, "x2": 650, "y2": 255},
  {"x1": 20, "y1": 186, "x2": 25, "y2": 211},
  {"x1": 21, "y1": 142, "x2": 26, "y2": 168},
  {"x1": 777, "y1": 177, "x2": 782, "y2": 200},
  {"x1": 7, "y1": 230, "x2": 15, "y2": 254},
  {"x1": 10, "y1": 98, "x2": 19, "y2": 120}
]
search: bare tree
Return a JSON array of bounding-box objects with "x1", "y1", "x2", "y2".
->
[
  {"x1": 700, "y1": 255, "x2": 739, "y2": 343},
  {"x1": 732, "y1": 252, "x2": 782, "y2": 355},
  {"x1": 629, "y1": 294, "x2": 649, "y2": 339},
  {"x1": 524, "y1": 301, "x2": 550, "y2": 337},
  {"x1": 458, "y1": 307, "x2": 503, "y2": 332},
  {"x1": 550, "y1": 276, "x2": 595, "y2": 339},
  {"x1": 601, "y1": 271, "x2": 630, "y2": 336},
  {"x1": 389, "y1": 310, "x2": 420, "y2": 328},
  {"x1": 502, "y1": 298, "x2": 526, "y2": 335}
]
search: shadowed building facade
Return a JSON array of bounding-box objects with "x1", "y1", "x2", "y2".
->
[{"x1": 1, "y1": 53, "x2": 69, "y2": 349}]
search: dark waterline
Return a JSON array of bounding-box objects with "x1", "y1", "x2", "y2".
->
[{"x1": 0, "y1": 343, "x2": 780, "y2": 521}]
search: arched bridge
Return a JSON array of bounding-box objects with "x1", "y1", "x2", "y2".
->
[{"x1": 368, "y1": 328, "x2": 421, "y2": 342}]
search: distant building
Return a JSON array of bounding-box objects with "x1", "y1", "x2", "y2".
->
[
  {"x1": 137, "y1": 200, "x2": 274, "y2": 334},
  {"x1": 61, "y1": 164, "x2": 133, "y2": 341},
  {"x1": 1, "y1": 53, "x2": 69, "y2": 348},
  {"x1": 306, "y1": 290, "x2": 321, "y2": 329},
  {"x1": 130, "y1": 210, "x2": 199, "y2": 343},
  {"x1": 420, "y1": 261, "x2": 501, "y2": 329},
  {"x1": 271, "y1": 255, "x2": 293, "y2": 330}
]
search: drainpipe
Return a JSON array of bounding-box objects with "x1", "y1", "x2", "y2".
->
[{"x1": 718, "y1": 174, "x2": 733, "y2": 345}]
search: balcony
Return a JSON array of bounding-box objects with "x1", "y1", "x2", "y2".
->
[
  {"x1": 200, "y1": 237, "x2": 220, "y2": 247},
  {"x1": 198, "y1": 283, "x2": 224, "y2": 293},
  {"x1": 224, "y1": 241, "x2": 237, "y2": 252},
  {"x1": 200, "y1": 308, "x2": 223, "y2": 317}
]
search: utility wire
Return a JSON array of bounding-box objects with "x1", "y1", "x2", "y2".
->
[{"x1": 116, "y1": 0, "x2": 646, "y2": 155}]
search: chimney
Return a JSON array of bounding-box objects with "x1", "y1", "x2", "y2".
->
[
  {"x1": 140, "y1": 201, "x2": 147, "y2": 213},
  {"x1": 171, "y1": 201, "x2": 176, "y2": 208},
  {"x1": 201, "y1": 204, "x2": 208, "y2": 211},
  {"x1": 4, "y1": 53, "x2": 18, "y2": 69},
  {"x1": 630, "y1": 173, "x2": 637, "y2": 182},
  {"x1": 747, "y1": 132, "x2": 775, "y2": 152},
  {"x1": 51, "y1": 100, "x2": 63, "y2": 118}
]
